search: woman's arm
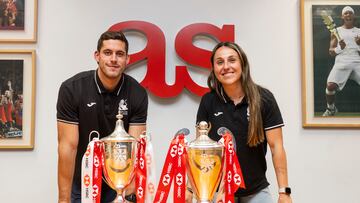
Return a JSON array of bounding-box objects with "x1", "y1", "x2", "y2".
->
[{"x1": 266, "y1": 128, "x2": 292, "y2": 203}]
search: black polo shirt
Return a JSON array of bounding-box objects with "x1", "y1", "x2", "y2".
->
[
  {"x1": 196, "y1": 87, "x2": 284, "y2": 197},
  {"x1": 57, "y1": 69, "x2": 148, "y2": 201}
]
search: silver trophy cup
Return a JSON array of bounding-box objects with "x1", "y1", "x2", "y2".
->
[
  {"x1": 186, "y1": 121, "x2": 224, "y2": 203},
  {"x1": 101, "y1": 112, "x2": 137, "y2": 203}
]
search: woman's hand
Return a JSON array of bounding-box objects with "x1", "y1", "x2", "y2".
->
[
  {"x1": 278, "y1": 193, "x2": 292, "y2": 203},
  {"x1": 214, "y1": 178, "x2": 225, "y2": 203}
]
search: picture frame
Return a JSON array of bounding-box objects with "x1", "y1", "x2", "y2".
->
[
  {"x1": 301, "y1": 0, "x2": 360, "y2": 128},
  {"x1": 0, "y1": 0, "x2": 38, "y2": 43},
  {"x1": 0, "y1": 50, "x2": 35, "y2": 149}
]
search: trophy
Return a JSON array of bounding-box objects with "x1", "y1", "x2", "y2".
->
[
  {"x1": 186, "y1": 121, "x2": 224, "y2": 203},
  {"x1": 321, "y1": 10, "x2": 342, "y2": 41},
  {"x1": 101, "y1": 111, "x2": 137, "y2": 203}
]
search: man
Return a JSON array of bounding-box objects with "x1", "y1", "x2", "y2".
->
[
  {"x1": 4, "y1": 89, "x2": 13, "y2": 129},
  {"x1": 0, "y1": 94, "x2": 6, "y2": 137},
  {"x1": 323, "y1": 6, "x2": 360, "y2": 116},
  {"x1": 57, "y1": 31, "x2": 148, "y2": 203},
  {"x1": 4, "y1": 81, "x2": 14, "y2": 130},
  {"x1": 5, "y1": 0, "x2": 17, "y2": 26},
  {"x1": 0, "y1": 0, "x2": 6, "y2": 27}
]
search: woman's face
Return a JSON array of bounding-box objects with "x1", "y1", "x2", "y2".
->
[{"x1": 213, "y1": 46, "x2": 242, "y2": 87}]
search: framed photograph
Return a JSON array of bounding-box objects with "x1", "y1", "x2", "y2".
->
[
  {"x1": 301, "y1": 0, "x2": 360, "y2": 128},
  {"x1": 0, "y1": 50, "x2": 35, "y2": 149},
  {"x1": 0, "y1": 0, "x2": 37, "y2": 43}
]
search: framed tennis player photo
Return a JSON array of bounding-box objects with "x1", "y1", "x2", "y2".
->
[
  {"x1": 0, "y1": 0, "x2": 37, "y2": 42},
  {"x1": 301, "y1": 0, "x2": 360, "y2": 128},
  {"x1": 0, "y1": 50, "x2": 35, "y2": 149}
]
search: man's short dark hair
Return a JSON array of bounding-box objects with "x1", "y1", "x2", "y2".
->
[{"x1": 97, "y1": 31, "x2": 129, "y2": 54}]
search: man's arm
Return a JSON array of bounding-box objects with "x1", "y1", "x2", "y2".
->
[
  {"x1": 58, "y1": 121, "x2": 79, "y2": 203},
  {"x1": 266, "y1": 127, "x2": 292, "y2": 203},
  {"x1": 329, "y1": 32, "x2": 346, "y2": 56},
  {"x1": 329, "y1": 33, "x2": 339, "y2": 56},
  {"x1": 355, "y1": 35, "x2": 360, "y2": 45},
  {"x1": 128, "y1": 124, "x2": 146, "y2": 139}
]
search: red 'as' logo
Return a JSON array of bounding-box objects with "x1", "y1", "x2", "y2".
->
[{"x1": 109, "y1": 21, "x2": 235, "y2": 98}]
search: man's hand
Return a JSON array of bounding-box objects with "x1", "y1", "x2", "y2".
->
[
  {"x1": 339, "y1": 39, "x2": 346, "y2": 50},
  {"x1": 355, "y1": 35, "x2": 360, "y2": 45},
  {"x1": 214, "y1": 179, "x2": 224, "y2": 203},
  {"x1": 185, "y1": 189, "x2": 193, "y2": 203},
  {"x1": 124, "y1": 178, "x2": 136, "y2": 196}
]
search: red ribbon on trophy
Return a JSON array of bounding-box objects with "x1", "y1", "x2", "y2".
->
[
  {"x1": 81, "y1": 131, "x2": 103, "y2": 203},
  {"x1": 135, "y1": 136, "x2": 147, "y2": 203},
  {"x1": 173, "y1": 134, "x2": 186, "y2": 203},
  {"x1": 220, "y1": 130, "x2": 245, "y2": 203},
  {"x1": 153, "y1": 130, "x2": 187, "y2": 203},
  {"x1": 145, "y1": 134, "x2": 157, "y2": 202}
]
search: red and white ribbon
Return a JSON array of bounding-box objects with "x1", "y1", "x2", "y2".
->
[
  {"x1": 219, "y1": 131, "x2": 245, "y2": 203},
  {"x1": 173, "y1": 136, "x2": 186, "y2": 203},
  {"x1": 153, "y1": 134, "x2": 187, "y2": 203},
  {"x1": 145, "y1": 135, "x2": 157, "y2": 203},
  {"x1": 135, "y1": 136, "x2": 147, "y2": 203},
  {"x1": 81, "y1": 131, "x2": 103, "y2": 203}
]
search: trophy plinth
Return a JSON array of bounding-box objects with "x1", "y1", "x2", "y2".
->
[
  {"x1": 101, "y1": 112, "x2": 136, "y2": 203},
  {"x1": 186, "y1": 121, "x2": 224, "y2": 203}
]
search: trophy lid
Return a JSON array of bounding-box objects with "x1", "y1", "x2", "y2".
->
[
  {"x1": 187, "y1": 121, "x2": 222, "y2": 149},
  {"x1": 101, "y1": 110, "x2": 136, "y2": 142}
]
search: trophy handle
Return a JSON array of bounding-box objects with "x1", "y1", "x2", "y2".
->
[
  {"x1": 217, "y1": 127, "x2": 237, "y2": 152},
  {"x1": 216, "y1": 127, "x2": 231, "y2": 137},
  {"x1": 88, "y1": 130, "x2": 100, "y2": 142},
  {"x1": 139, "y1": 131, "x2": 149, "y2": 143},
  {"x1": 175, "y1": 128, "x2": 190, "y2": 137}
]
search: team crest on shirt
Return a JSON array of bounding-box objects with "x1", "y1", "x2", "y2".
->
[{"x1": 118, "y1": 99, "x2": 128, "y2": 115}]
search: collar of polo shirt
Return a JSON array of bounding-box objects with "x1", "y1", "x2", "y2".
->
[
  {"x1": 220, "y1": 87, "x2": 247, "y2": 104},
  {"x1": 94, "y1": 69, "x2": 124, "y2": 96}
]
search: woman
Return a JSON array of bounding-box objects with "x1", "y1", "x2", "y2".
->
[{"x1": 192, "y1": 42, "x2": 292, "y2": 203}]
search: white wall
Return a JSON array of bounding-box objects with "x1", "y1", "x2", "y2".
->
[{"x1": 0, "y1": 0, "x2": 360, "y2": 202}]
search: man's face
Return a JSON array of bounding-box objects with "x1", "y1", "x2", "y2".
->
[
  {"x1": 94, "y1": 39, "x2": 129, "y2": 80},
  {"x1": 342, "y1": 11, "x2": 355, "y2": 24},
  {"x1": 4, "y1": 90, "x2": 10, "y2": 97}
]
